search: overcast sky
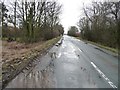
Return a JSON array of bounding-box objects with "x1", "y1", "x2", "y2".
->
[
  {"x1": 58, "y1": 0, "x2": 120, "y2": 33},
  {"x1": 57, "y1": 0, "x2": 92, "y2": 33}
]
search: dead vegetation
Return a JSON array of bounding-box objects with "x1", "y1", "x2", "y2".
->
[
  {"x1": 2, "y1": 37, "x2": 60, "y2": 88},
  {"x1": 2, "y1": 41, "x2": 43, "y2": 63}
]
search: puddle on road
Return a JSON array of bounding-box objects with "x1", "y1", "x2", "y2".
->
[
  {"x1": 6, "y1": 64, "x2": 55, "y2": 88},
  {"x1": 63, "y1": 52, "x2": 78, "y2": 59},
  {"x1": 6, "y1": 51, "x2": 57, "y2": 88},
  {"x1": 57, "y1": 53, "x2": 62, "y2": 58}
]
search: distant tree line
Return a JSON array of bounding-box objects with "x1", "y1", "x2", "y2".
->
[
  {"x1": 78, "y1": 2, "x2": 120, "y2": 48},
  {"x1": 67, "y1": 26, "x2": 79, "y2": 37},
  {"x1": 1, "y1": 0, "x2": 64, "y2": 43}
]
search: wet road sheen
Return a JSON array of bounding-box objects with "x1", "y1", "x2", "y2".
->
[
  {"x1": 6, "y1": 35, "x2": 118, "y2": 88},
  {"x1": 54, "y1": 36, "x2": 117, "y2": 88}
]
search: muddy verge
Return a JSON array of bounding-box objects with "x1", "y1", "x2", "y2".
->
[
  {"x1": 5, "y1": 57, "x2": 56, "y2": 88},
  {"x1": 40, "y1": 60, "x2": 56, "y2": 88},
  {"x1": 2, "y1": 37, "x2": 60, "y2": 89}
]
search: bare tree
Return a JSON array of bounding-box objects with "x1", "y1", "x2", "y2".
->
[
  {"x1": 4, "y1": 0, "x2": 63, "y2": 42},
  {"x1": 78, "y1": 1, "x2": 119, "y2": 48}
]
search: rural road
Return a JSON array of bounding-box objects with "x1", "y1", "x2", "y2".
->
[{"x1": 5, "y1": 35, "x2": 118, "y2": 88}]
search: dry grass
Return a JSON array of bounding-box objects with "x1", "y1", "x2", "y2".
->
[
  {"x1": 76, "y1": 37, "x2": 118, "y2": 54},
  {"x1": 2, "y1": 37, "x2": 60, "y2": 67},
  {"x1": 2, "y1": 41, "x2": 43, "y2": 63},
  {"x1": 86, "y1": 41, "x2": 118, "y2": 54},
  {"x1": 2, "y1": 37, "x2": 60, "y2": 87}
]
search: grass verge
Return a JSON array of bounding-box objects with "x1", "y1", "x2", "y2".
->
[
  {"x1": 76, "y1": 37, "x2": 118, "y2": 54},
  {"x1": 2, "y1": 36, "x2": 61, "y2": 89}
]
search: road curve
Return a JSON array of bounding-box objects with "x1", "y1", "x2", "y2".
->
[{"x1": 5, "y1": 35, "x2": 118, "y2": 88}]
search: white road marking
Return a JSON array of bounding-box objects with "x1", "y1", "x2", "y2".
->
[
  {"x1": 69, "y1": 43, "x2": 76, "y2": 52},
  {"x1": 78, "y1": 48, "x2": 82, "y2": 52},
  {"x1": 91, "y1": 62, "x2": 117, "y2": 88},
  {"x1": 74, "y1": 45, "x2": 82, "y2": 52},
  {"x1": 69, "y1": 42, "x2": 82, "y2": 53}
]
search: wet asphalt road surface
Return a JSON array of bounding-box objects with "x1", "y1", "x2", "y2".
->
[{"x1": 5, "y1": 35, "x2": 118, "y2": 88}]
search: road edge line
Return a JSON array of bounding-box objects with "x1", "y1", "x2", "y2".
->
[{"x1": 91, "y1": 62, "x2": 117, "y2": 88}]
